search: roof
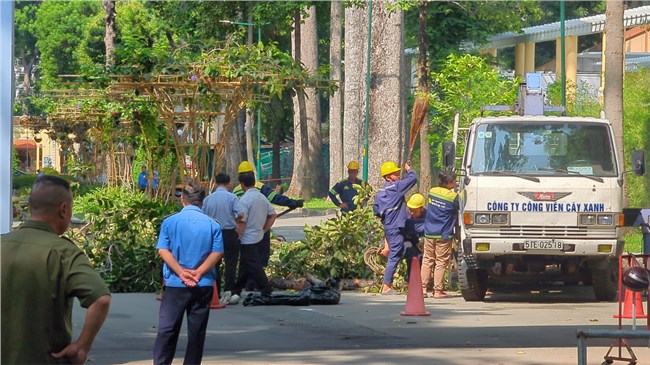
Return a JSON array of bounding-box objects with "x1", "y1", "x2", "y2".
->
[
  {"x1": 14, "y1": 138, "x2": 36, "y2": 149},
  {"x1": 486, "y1": 5, "x2": 650, "y2": 49}
]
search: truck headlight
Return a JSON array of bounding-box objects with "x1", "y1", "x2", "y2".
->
[
  {"x1": 579, "y1": 214, "x2": 597, "y2": 225},
  {"x1": 475, "y1": 213, "x2": 490, "y2": 224},
  {"x1": 597, "y1": 214, "x2": 613, "y2": 225},
  {"x1": 492, "y1": 213, "x2": 509, "y2": 225}
]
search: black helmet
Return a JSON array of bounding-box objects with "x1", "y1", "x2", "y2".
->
[{"x1": 622, "y1": 266, "x2": 650, "y2": 292}]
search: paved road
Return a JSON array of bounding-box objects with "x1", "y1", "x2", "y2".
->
[
  {"x1": 270, "y1": 210, "x2": 336, "y2": 242},
  {"x1": 78, "y1": 287, "x2": 650, "y2": 365},
  {"x1": 75, "y1": 212, "x2": 650, "y2": 364}
]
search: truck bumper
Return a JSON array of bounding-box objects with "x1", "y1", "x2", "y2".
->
[{"x1": 463, "y1": 238, "x2": 624, "y2": 257}]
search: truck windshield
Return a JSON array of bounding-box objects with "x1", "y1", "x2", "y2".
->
[{"x1": 470, "y1": 122, "x2": 617, "y2": 177}]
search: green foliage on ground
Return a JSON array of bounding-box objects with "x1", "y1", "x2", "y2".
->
[
  {"x1": 268, "y1": 185, "x2": 383, "y2": 280},
  {"x1": 70, "y1": 187, "x2": 179, "y2": 292}
]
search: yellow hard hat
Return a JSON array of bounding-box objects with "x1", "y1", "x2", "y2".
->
[
  {"x1": 238, "y1": 161, "x2": 255, "y2": 174},
  {"x1": 380, "y1": 161, "x2": 401, "y2": 177},
  {"x1": 407, "y1": 193, "x2": 426, "y2": 209},
  {"x1": 347, "y1": 161, "x2": 360, "y2": 170}
]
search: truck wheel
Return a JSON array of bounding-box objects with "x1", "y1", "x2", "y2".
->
[
  {"x1": 591, "y1": 259, "x2": 618, "y2": 302},
  {"x1": 459, "y1": 258, "x2": 488, "y2": 301}
]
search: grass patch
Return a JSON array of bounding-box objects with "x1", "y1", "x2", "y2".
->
[
  {"x1": 303, "y1": 197, "x2": 336, "y2": 210},
  {"x1": 623, "y1": 231, "x2": 644, "y2": 254}
]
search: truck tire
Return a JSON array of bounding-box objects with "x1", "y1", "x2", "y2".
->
[
  {"x1": 591, "y1": 258, "x2": 618, "y2": 302},
  {"x1": 458, "y1": 258, "x2": 488, "y2": 301}
]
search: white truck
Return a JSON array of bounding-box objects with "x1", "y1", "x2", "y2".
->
[{"x1": 448, "y1": 73, "x2": 646, "y2": 301}]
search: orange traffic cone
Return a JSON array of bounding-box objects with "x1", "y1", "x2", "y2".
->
[
  {"x1": 614, "y1": 289, "x2": 647, "y2": 319},
  {"x1": 401, "y1": 257, "x2": 431, "y2": 316},
  {"x1": 210, "y1": 282, "x2": 226, "y2": 309}
]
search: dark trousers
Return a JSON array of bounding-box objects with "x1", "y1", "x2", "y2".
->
[
  {"x1": 233, "y1": 241, "x2": 272, "y2": 296},
  {"x1": 643, "y1": 233, "x2": 650, "y2": 254},
  {"x1": 216, "y1": 229, "x2": 240, "y2": 293},
  {"x1": 258, "y1": 230, "x2": 271, "y2": 267},
  {"x1": 153, "y1": 286, "x2": 213, "y2": 365}
]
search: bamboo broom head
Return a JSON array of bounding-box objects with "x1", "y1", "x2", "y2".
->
[{"x1": 408, "y1": 97, "x2": 429, "y2": 151}]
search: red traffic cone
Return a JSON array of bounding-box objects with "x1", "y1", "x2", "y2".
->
[
  {"x1": 210, "y1": 282, "x2": 226, "y2": 309},
  {"x1": 614, "y1": 289, "x2": 647, "y2": 319},
  {"x1": 401, "y1": 257, "x2": 431, "y2": 316}
]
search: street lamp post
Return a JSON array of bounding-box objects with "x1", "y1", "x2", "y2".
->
[{"x1": 220, "y1": 20, "x2": 268, "y2": 178}]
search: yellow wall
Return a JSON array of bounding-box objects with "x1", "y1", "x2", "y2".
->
[{"x1": 13, "y1": 125, "x2": 62, "y2": 173}]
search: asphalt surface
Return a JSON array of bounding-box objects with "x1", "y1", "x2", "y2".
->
[{"x1": 73, "y1": 211, "x2": 650, "y2": 365}]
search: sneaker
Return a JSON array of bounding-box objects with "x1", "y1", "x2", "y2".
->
[
  {"x1": 228, "y1": 294, "x2": 240, "y2": 305},
  {"x1": 221, "y1": 291, "x2": 232, "y2": 305}
]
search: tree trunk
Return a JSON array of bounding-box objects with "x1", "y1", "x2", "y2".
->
[
  {"x1": 329, "y1": 0, "x2": 344, "y2": 188},
  {"x1": 245, "y1": 18, "x2": 255, "y2": 167},
  {"x1": 103, "y1": 0, "x2": 116, "y2": 67},
  {"x1": 302, "y1": 5, "x2": 325, "y2": 196},
  {"x1": 343, "y1": 5, "x2": 367, "y2": 178},
  {"x1": 287, "y1": 9, "x2": 312, "y2": 199},
  {"x1": 223, "y1": 110, "x2": 243, "y2": 180},
  {"x1": 604, "y1": 0, "x2": 625, "y2": 201},
  {"x1": 367, "y1": 1, "x2": 405, "y2": 188},
  {"x1": 417, "y1": 1, "x2": 431, "y2": 193},
  {"x1": 20, "y1": 51, "x2": 35, "y2": 114}
]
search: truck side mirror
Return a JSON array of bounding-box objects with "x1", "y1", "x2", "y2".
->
[
  {"x1": 632, "y1": 150, "x2": 646, "y2": 176},
  {"x1": 442, "y1": 141, "x2": 455, "y2": 168}
]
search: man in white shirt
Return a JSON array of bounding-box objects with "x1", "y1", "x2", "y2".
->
[{"x1": 230, "y1": 171, "x2": 277, "y2": 303}]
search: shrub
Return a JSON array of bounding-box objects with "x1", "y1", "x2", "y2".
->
[
  {"x1": 70, "y1": 186, "x2": 179, "y2": 292},
  {"x1": 268, "y1": 184, "x2": 384, "y2": 280}
]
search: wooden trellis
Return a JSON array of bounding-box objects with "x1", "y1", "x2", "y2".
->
[{"x1": 109, "y1": 74, "x2": 271, "y2": 188}]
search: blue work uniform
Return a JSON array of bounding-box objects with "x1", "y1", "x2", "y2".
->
[
  {"x1": 402, "y1": 211, "x2": 426, "y2": 282},
  {"x1": 424, "y1": 186, "x2": 459, "y2": 239},
  {"x1": 328, "y1": 178, "x2": 369, "y2": 213},
  {"x1": 372, "y1": 169, "x2": 417, "y2": 285}
]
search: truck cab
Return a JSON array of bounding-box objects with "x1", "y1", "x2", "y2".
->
[{"x1": 452, "y1": 73, "x2": 645, "y2": 301}]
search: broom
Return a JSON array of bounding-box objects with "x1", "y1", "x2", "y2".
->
[{"x1": 406, "y1": 96, "x2": 429, "y2": 163}]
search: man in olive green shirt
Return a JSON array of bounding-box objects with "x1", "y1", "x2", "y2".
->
[{"x1": 1, "y1": 175, "x2": 111, "y2": 364}]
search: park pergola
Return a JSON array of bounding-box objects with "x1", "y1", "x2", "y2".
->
[{"x1": 108, "y1": 73, "x2": 271, "y2": 194}]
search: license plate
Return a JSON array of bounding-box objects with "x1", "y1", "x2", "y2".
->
[{"x1": 524, "y1": 240, "x2": 563, "y2": 250}]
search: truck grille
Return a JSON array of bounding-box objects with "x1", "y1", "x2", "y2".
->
[{"x1": 469, "y1": 226, "x2": 615, "y2": 239}]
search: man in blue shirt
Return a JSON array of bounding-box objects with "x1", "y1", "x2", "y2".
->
[
  {"x1": 137, "y1": 165, "x2": 148, "y2": 192},
  {"x1": 373, "y1": 161, "x2": 417, "y2": 295},
  {"x1": 153, "y1": 182, "x2": 224, "y2": 365},
  {"x1": 202, "y1": 173, "x2": 245, "y2": 304},
  {"x1": 422, "y1": 168, "x2": 459, "y2": 299},
  {"x1": 328, "y1": 160, "x2": 370, "y2": 213}
]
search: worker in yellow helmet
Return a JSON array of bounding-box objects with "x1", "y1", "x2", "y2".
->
[
  {"x1": 328, "y1": 161, "x2": 370, "y2": 214},
  {"x1": 232, "y1": 161, "x2": 303, "y2": 291},
  {"x1": 372, "y1": 161, "x2": 417, "y2": 295}
]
